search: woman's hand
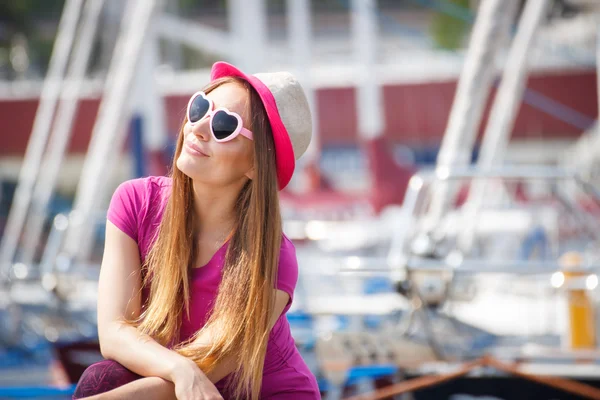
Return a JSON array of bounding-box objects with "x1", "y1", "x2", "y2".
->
[{"x1": 170, "y1": 358, "x2": 224, "y2": 400}]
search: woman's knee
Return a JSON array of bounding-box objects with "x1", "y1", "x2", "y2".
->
[{"x1": 73, "y1": 360, "x2": 141, "y2": 399}]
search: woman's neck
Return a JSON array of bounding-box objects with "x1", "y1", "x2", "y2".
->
[{"x1": 191, "y1": 180, "x2": 243, "y2": 235}]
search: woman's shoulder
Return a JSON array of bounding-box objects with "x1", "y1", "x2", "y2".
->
[
  {"x1": 146, "y1": 175, "x2": 172, "y2": 188},
  {"x1": 114, "y1": 175, "x2": 171, "y2": 203},
  {"x1": 277, "y1": 234, "x2": 298, "y2": 276},
  {"x1": 120, "y1": 175, "x2": 171, "y2": 192},
  {"x1": 279, "y1": 234, "x2": 297, "y2": 258},
  {"x1": 128, "y1": 175, "x2": 172, "y2": 216},
  {"x1": 275, "y1": 234, "x2": 299, "y2": 309},
  {"x1": 108, "y1": 176, "x2": 171, "y2": 232}
]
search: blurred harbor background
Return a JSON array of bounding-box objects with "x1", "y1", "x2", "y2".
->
[{"x1": 1, "y1": 0, "x2": 600, "y2": 399}]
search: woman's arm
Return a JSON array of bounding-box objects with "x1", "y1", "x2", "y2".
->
[
  {"x1": 81, "y1": 377, "x2": 176, "y2": 400},
  {"x1": 88, "y1": 288, "x2": 291, "y2": 400},
  {"x1": 82, "y1": 287, "x2": 290, "y2": 400},
  {"x1": 95, "y1": 221, "x2": 288, "y2": 397},
  {"x1": 97, "y1": 222, "x2": 205, "y2": 386},
  {"x1": 191, "y1": 289, "x2": 291, "y2": 383}
]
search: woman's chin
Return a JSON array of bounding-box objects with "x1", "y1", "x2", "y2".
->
[{"x1": 175, "y1": 157, "x2": 198, "y2": 180}]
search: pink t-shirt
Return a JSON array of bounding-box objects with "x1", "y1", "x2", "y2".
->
[{"x1": 107, "y1": 176, "x2": 320, "y2": 399}]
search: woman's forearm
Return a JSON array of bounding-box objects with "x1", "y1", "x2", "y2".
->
[
  {"x1": 203, "y1": 353, "x2": 237, "y2": 384},
  {"x1": 101, "y1": 322, "x2": 236, "y2": 386},
  {"x1": 100, "y1": 322, "x2": 188, "y2": 383},
  {"x1": 81, "y1": 377, "x2": 176, "y2": 400},
  {"x1": 177, "y1": 328, "x2": 238, "y2": 384}
]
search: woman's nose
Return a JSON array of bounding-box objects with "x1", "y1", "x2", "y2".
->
[{"x1": 191, "y1": 115, "x2": 211, "y2": 141}]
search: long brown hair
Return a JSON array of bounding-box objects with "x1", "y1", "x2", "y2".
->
[{"x1": 135, "y1": 77, "x2": 282, "y2": 399}]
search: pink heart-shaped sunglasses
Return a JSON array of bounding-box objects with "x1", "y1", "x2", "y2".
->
[{"x1": 186, "y1": 91, "x2": 254, "y2": 142}]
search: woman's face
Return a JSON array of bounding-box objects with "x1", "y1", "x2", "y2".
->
[{"x1": 176, "y1": 83, "x2": 255, "y2": 186}]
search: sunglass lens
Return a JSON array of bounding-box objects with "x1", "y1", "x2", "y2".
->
[
  {"x1": 189, "y1": 95, "x2": 210, "y2": 123},
  {"x1": 212, "y1": 110, "x2": 239, "y2": 140}
]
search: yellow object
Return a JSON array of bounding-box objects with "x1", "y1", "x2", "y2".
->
[{"x1": 560, "y1": 252, "x2": 596, "y2": 349}]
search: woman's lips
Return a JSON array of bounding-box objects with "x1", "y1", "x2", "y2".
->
[{"x1": 185, "y1": 141, "x2": 208, "y2": 157}]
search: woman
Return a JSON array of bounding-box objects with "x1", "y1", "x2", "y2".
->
[{"x1": 73, "y1": 62, "x2": 319, "y2": 400}]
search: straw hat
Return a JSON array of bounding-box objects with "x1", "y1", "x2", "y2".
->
[{"x1": 210, "y1": 62, "x2": 312, "y2": 190}]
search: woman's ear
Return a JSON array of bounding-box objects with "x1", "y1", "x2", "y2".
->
[{"x1": 245, "y1": 167, "x2": 256, "y2": 181}]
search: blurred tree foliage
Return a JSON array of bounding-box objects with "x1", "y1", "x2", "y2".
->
[
  {"x1": 178, "y1": 0, "x2": 226, "y2": 13},
  {"x1": 0, "y1": 0, "x2": 65, "y2": 78},
  {"x1": 0, "y1": 0, "x2": 448, "y2": 75},
  {"x1": 176, "y1": 0, "x2": 387, "y2": 14},
  {"x1": 0, "y1": 0, "x2": 65, "y2": 31},
  {"x1": 429, "y1": 0, "x2": 470, "y2": 50}
]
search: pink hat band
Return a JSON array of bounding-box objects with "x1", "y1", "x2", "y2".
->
[{"x1": 210, "y1": 62, "x2": 312, "y2": 190}]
